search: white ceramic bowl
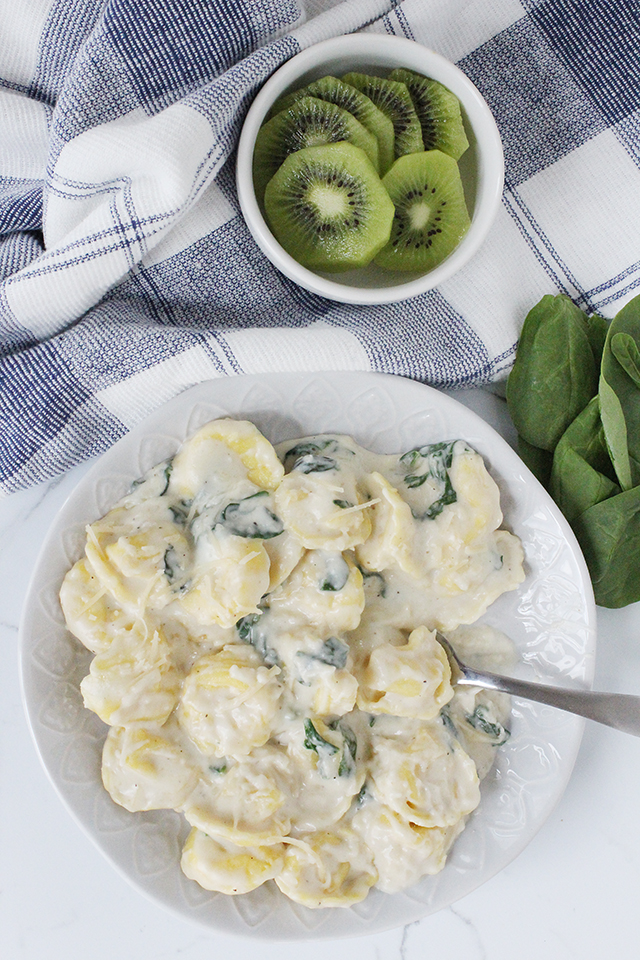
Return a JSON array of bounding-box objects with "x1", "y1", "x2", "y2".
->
[
  {"x1": 20, "y1": 372, "x2": 595, "y2": 940},
  {"x1": 236, "y1": 35, "x2": 504, "y2": 304}
]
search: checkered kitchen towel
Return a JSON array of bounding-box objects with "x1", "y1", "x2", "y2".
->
[{"x1": 1, "y1": 0, "x2": 639, "y2": 495}]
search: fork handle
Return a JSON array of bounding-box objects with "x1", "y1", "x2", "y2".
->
[{"x1": 458, "y1": 669, "x2": 640, "y2": 737}]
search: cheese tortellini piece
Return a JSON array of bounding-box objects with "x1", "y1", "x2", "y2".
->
[
  {"x1": 369, "y1": 723, "x2": 481, "y2": 828},
  {"x1": 170, "y1": 418, "x2": 284, "y2": 498},
  {"x1": 61, "y1": 419, "x2": 525, "y2": 908},
  {"x1": 274, "y1": 828, "x2": 378, "y2": 908},
  {"x1": 102, "y1": 720, "x2": 199, "y2": 811},
  {"x1": 351, "y1": 802, "x2": 464, "y2": 893},
  {"x1": 178, "y1": 645, "x2": 282, "y2": 757},
  {"x1": 356, "y1": 625, "x2": 453, "y2": 720},
  {"x1": 182, "y1": 746, "x2": 292, "y2": 844},
  {"x1": 266, "y1": 550, "x2": 365, "y2": 635},
  {"x1": 59, "y1": 557, "x2": 131, "y2": 653},
  {"x1": 181, "y1": 827, "x2": 286, "y2": 894},
  {"x1": 80, "y1": 623, "x2": 179, "y2": 726}
]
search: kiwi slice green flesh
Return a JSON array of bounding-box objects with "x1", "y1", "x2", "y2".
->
[
  {"x1": 374, "y1": 150, "x2": 471, "y2": 273},
  {"x1": 267, "y1": 76, "x2": 395, "y2": 175},
  {"x1": 342, "y1": 73, "x2": 424, "y2": 159},
  {"x1": 264, "y1": 142, "x2": 395, "y2": 273},
  {"x1": 389, "y1": 68, "x2": 469, "y2": 160},
  {"x1": 253, "y1": 96, "x2": 379, "y2": 204}
]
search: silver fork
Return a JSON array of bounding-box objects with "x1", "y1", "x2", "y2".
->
[{"x1": 437, "y1": 632, "x2": 640, "y2": 737}]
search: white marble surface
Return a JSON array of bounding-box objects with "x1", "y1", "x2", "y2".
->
[{"x1": 3, "y1": 387, "x2": 640, "y2": 960}]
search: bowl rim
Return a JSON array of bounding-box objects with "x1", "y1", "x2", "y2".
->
[{"x1": 236, "y1": 34, "x2": 504, "y2": 305}]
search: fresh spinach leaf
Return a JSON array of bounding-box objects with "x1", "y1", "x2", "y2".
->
[
  {"x1": 600, "y1": 297, "x2": 640, "y2": 490},
  {"x1": 611, "y1": 332, "x2": 640, "y2": 388},
  {"x1": 572, "y1": 484, "x2": 640, "y2": 607},
  {"x1": 517, "y1": 436, "x2": 553, "y2": 488},
  {"x1": 217, "y1": 491, "x2": 283, "y2": 539},
  {"x1": 586, "y1": 313, "x2": 609, "y2": 367},
  {"x1": 506, "y1": 294, "x2": 597, "y2": 451},
  {"x1": 549, "y1": 397, "x2": 620, "y2": 522}
]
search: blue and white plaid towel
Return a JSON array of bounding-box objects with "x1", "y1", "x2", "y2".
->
[{"x1": 1, "y1": 0, "x2": 639, "y2": 496}]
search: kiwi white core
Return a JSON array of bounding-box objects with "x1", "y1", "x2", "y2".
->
[
  {"x1": 309, "y1": 184, "x2": 349, "y2": 219},
  {"x1": 408, "y1": 201, "x2": 432, "y2": 231}
]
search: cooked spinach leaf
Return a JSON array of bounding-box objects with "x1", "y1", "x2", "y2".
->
[
  {"x1": 217, "y1": 491, "x2": 283, "y2": 539},
  {"x1": 169, "y1": 498, "x2": 192, "y2": 525},
  {"x1": 400, "y1": 440, "x2": 458, "y2": 519},
  {"x1": 163, "y1": 545, "x2": 184, "y2": 587},
  {"x1": 236, "y1": 607, "x2": 280, "y2": 665},
  {"x1": 295, "y1": 637, "x2": 349, "y2": 675},
  {"x1": 439, "y1": 705, "x2": 459, "y2": 740},
  {"x1": 295, "y1": 454, "x2": 337, "y2": 473},
  {"x1": 303, "y1": 719, "x2": 357, "y2": 778},
  {"x1": 334, "y1": 720, "x2": 357, "y2": 777},
  {"x1": 357, "y1": 565, "x2": 387, "y2": 598},
  {"x1": 208, "y1": 761, "x2": 228, "y2": 775},
  {"x1": 283, "y1": 439, "x2": 338, "y2": 474},
  {"x1": 303, "y1": 719, "x2": 338, "y2": 755},
  {"x1": 319, "y1": 553, "x2": 350, "y2": 591},
  {"x1": 317, "y1": 637, "x2": 349, "y2": 668},
  {"x1": 355, "y1": 781, "x2": 373, "y2": 807},
  {"x1": 465, "y1": 705, "x2": 510, "y2": 745}
]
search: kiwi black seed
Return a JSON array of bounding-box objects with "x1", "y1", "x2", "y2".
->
[
  {"x1": 267, "y1": 76, "x2": 395, "y2": 175},
  {"x1": 341, "y1": 73, "x2": 424, "y2": 158},
  {"x1": 374, "y1": 150, "x2": 471, "y2": 273},
  {"x1": 389, "y1": 68, "x2": 469, "y2": 160},
  {"x1": 252, "y1": 96, "x2": 379, "y2": 204},
  {"x1": 263, "y1": 142, "x2": 395, "y2": 272}
]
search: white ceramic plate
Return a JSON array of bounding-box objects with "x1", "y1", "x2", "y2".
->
[{"x1": 20, "y1": 372, "x2": 596, "y2": 940}]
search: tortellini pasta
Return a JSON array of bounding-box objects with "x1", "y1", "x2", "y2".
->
[
  {"x1": 178, "y1": 645, "x2": 282, "y2": 757},
  {"x1": 181, "y1": 828, "x2": 286, "y2": 894},
  {"x1": 356, "y1": 625, "x2": 453, "y2": 720},
  {"x1": 60, "y1": 418, "x2": 524, "y2": 908}
]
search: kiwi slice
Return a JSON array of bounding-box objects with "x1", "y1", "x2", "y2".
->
[
  {"x1": 389, "y1": 68, "x2": 469, "y2": 160},
  {"x1": 374, "y1": 150, "x2": 471, "y2": 272},
  {"x1": 263, "y1": 141, "x2": 395, "y2": 273},
  {"x1": 341, "y1": 73, "x2": 423, "y2": 158},
  {"x1": 253, "y1": 96, "x2": 379, "y2": 204},
  {"x1": 268, "y1": 76, "x2": 395, "y2": 175}
]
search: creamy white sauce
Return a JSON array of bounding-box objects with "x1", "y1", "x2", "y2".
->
[{"x1": 59, "y1": 419, "x2": 525, "y2": 907}]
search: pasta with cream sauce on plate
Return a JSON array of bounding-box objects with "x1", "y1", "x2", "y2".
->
[{"x1": 59, "y1": 418, "x2": 524, "y2": 907}]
